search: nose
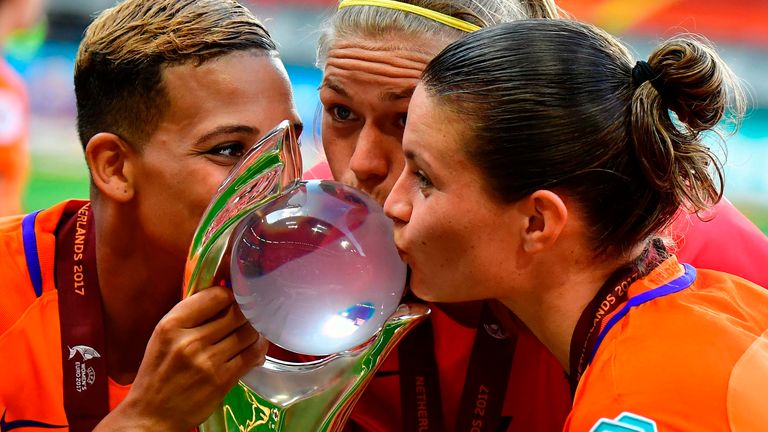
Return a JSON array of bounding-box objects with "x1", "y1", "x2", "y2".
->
[
  {"x1": 383, "y1": 172, "x2": 412, "y2": 225},
  {"x1": 349, "y1": 123, "x2": 392, "y2": 191}
]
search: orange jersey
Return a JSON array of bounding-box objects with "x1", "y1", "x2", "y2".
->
[
  {"x1": 0, "y1": 59, "x2": 29, "y2": 216},
  {"x1": 0, "y1": 201, "x2": 130, "y2": 429},
  {"x1": 565, "y1": 257, "x2": 768, "y2": 431}
]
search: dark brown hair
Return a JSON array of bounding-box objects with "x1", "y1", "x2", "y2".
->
[
  {"x1": 74, "y1": 0, "x2": 277, "y2": 150},
  {"x1": 421, "y1": 19, "x2": 745, "y2": 255}
]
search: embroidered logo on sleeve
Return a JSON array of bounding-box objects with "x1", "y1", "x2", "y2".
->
[{"x1": 589, "y1": 412, "x2": 658, "y2": 432}]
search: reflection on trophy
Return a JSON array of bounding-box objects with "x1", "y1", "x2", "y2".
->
[{"x1": 183, "y1": 120, "x2": 429, "y2": 431}]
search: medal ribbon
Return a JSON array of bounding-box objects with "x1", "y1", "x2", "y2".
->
[{"x1": 55, "y1": 202, "x2": 110, "y2": 431}]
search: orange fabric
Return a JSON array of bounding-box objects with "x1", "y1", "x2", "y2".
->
[
  {"x1": 727, "y1": 327, "x2": 768, "y2": 430},
  {"x1": 304, "y1": 160, "x2": 768, "y2": 432},
  {"x1": 564, "y1": 258, "x2": 768, "y2": 431},
  {"x1": 0, "y1": 201, "x2": 131, "y2": 429},
  {"x1": 0, "y1": 59, "x2": 29, "y2": 216}
]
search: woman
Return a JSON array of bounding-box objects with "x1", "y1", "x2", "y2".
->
[
  {"x1": 314, "y1": 1, "x2": 768, "y2": 431},
  {"x1": 316, "y1": 4, "x2": 577, "y2": 431},
  {"x1": 384, "y1": 19, "x2": 768, "y2": 430},
  {"x1": 0, "y1": 0, "x2": 293, "y2": 428}
]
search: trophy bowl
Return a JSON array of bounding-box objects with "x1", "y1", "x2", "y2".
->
[{"x1": 183, "y1": 120, "x2": 428, "y2": 431}]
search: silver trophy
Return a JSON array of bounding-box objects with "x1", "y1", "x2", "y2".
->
[{"x1": 183, "y1": 120, "x2": 429, "y2": 431}]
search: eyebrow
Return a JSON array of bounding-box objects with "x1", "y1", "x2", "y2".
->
[
  {"x1": 403, "y1": 148, "x2": 431, "y2": 171},
  {"x1": 194, "y1": 122, "x2": 304, "y2": 146},
  {"x1": 194, "y1": 125, "x2": 257, "y2": 146},
  {"x1": 321, "y1": 77, "x2": 415, "y2": 102},
  {"x1": 319, "y1": 78, "x2": 350, "y2": 98},
  {"x1": 380, "y1": 86, "x2": 415, "y2": 102}
]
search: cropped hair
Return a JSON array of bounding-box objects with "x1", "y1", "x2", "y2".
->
[
  {"x1": 74, "y1": 0, "x2": 277, "y2": 150},
  {"x1": 317, "y1": 0, "x2": 562, "y2": 68},
  {"x1": 421, "y1": 20, "x2": 746, "y2": 255}
]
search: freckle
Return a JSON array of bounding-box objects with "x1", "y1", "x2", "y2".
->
[{"x1": 421, "y1": 241, "x2": 426, "y2": 246}]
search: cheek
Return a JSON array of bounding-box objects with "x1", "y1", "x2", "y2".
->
[{"x1": 321, "y1": 124, "x2": 356, "y2": 172}]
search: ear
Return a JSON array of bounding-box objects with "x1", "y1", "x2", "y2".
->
[
  {"x1": 85, "y1": 133, "x2": 136, "y2": 202},
  {"x1": 518, "y1": 190, "x2": 568, "y2": 253}
]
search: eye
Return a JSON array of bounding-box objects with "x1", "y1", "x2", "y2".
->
[
  {"x1": 329, "y1": 105, "x2": 357, "y2": 122},
  {"x1": 208, "y1": 142, "x2": 245, "y2": 158},
  {"x1": 415, "y1": 169, "x2": 433, "y2": 190}
]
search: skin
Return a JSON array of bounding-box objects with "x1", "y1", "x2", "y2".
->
[
  {"x1": 85, "y1": 51, "x2": 302, "y2": 431},
  {"x1": 319, "y1": 35, "x2": 446, "y2": 205},
  {"x1": 319, "y1": 34, "x2": 530, "y2": 428},
  {"x1": 384, "y1": 86, "x2": 639, "y2": 370}
]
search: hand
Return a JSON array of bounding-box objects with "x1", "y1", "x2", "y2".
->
[{"x1": 95, "y1": 286, "x2": 268, "y2": 431}]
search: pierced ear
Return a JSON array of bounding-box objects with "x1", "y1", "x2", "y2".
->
[
  {"x1": 85, "y1": 133, "x2": 135, "y2": 202},
  {"x1": 520, "y1": 190, "x2": 568, "y2": 253}
]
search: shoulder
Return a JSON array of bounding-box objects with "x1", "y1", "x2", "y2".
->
[
  {"x1": 0, "y1": 201, "x2": 82, "y2": 334},
  {"x1": 0, "y1": 290, "x2": 66, "y2": 428},
  {"x1": 568, "y1": 271, "x2": 768, "y2": 431}
]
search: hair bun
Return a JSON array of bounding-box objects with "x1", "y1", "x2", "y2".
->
[{"x1": 646, "y1": 37, "x2": 744, "y2": 131}]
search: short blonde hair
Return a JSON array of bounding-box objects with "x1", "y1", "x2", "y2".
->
[
  {"x1": 316, "y1": 0, "x2": 562, "y2": 68},
  {"x1": 75, "y1": 0, "x2": 276, "y2": 149}
]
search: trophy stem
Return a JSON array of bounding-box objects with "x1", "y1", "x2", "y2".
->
[{"x1": 200, "y1": 303, "x2": 430, "y2": 432}]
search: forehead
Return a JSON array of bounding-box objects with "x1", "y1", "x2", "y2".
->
[
  {"x1": 147, "y1": 52, "x2": 300, "y2": 144},
  {"x1": 163, "y1": 51, "x2": 291, "y2": 99},
  {"x1": 322, "y1": 34, "x2": 447, "y2": 97},
  {"x1": 404, "y1": 86, "x2": 469, "y2": 166},
  {"x1": 160, "y1": 52, "x2": 297, "y2": 119}
]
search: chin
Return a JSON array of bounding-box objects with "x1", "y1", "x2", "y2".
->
[{"x1": 408, "y1": 278, "x2": 441, "y2": 303}]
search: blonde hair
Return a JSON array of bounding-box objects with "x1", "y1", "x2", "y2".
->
[
  {"x1": 316, "y1": 0, "x2": 561, "y2": 68},
  {"x1": 75, "y1": 0, "x2": 276, "y2": 149}
]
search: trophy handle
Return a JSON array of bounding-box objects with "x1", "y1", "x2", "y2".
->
[
  {"x1": 200, "y1": 303, "x2": 430, "y2": 432},
  {"x1": 184, "y1": 120, "x2": 302, "y2": 297}
]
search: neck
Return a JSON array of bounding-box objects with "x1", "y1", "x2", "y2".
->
[
  {"x1": 499, "y1": 249, "x2": 635, "y2": 371},
  {"x1": 93, "y1": 201, "x2": 185, "y2": 384}
]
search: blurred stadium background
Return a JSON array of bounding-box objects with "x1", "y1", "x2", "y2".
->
[{"x1": 9, "y1": 0, "x2": 768, "y2": 232}]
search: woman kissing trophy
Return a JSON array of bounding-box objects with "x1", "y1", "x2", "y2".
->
[{"x1": 183, "y1": 120, "x2": 428, "y2": 431}]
